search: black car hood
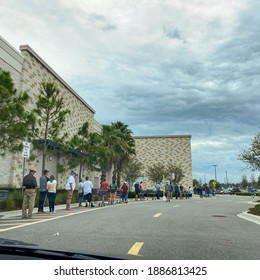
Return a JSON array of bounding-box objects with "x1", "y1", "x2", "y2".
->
[{"x1": 0, "y1": 238, "x2": 123, "y2": 260}]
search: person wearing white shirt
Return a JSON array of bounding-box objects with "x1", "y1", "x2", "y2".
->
[
  {"x1": 47, "y1": 175, "x2": 57, "y2": 214},
  {"x1": 83, "y1": 176, "x2": 94, "y2": 207},
  {"x1": 65, "y1": 171, "x2": 78, "y2": 210}
]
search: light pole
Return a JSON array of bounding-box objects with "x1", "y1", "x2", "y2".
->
[
  {"x1": 212, "y1": 164, "x2": 218, "y2": 182},
  {"x1": 225, "y1": 171, "x2": 228, "y2": 186}
]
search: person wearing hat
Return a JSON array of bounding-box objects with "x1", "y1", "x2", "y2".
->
[
  {"x1": 65, "y1": 171, "x2": 78, "y2": 210},
  {"x1": 37, "y1": 169, "x2": 50, "y2": 214},
  {"x1": 22, "y1": 168, "x2": 37, "y2": 219}
]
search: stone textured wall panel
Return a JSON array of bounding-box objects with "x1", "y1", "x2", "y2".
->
[{"x1": 134, "y1": 135, "x2": 192, "y2": 188}]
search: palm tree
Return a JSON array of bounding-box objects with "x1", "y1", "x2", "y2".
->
[
  {"x1": 102, "y1": 121, "x2": 135, "y2": 185},
  {"x1": 110, "y1": 121, "x2": 135, "y2": 186}
]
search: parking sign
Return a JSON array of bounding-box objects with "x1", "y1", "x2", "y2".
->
[{"x1": 22, "y1": 142, "x2": 30, "y2": 158}]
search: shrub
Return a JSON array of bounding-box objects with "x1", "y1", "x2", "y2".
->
[
  {"x1": 0, "y1": 198, "x2": 15, "y2": 210},
  {"x1": 10, "y1": 190, "x2": 23, "y2": 208},
  {"x1": 248, "y1": 204, "x2": 260, "y2": 216},
  {"x1": 55, "y1": 191, "x2": 67, "y2": 205}
]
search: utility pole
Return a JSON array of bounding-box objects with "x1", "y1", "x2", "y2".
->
[
  {"x1": 212, "y1": 165, "x2": 218, "y2": 182},
  {"x1": 225, "y1": 171, "x2": 228, "y2": 186}
]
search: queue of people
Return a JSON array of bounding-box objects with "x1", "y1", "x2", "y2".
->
[
  {"x1": 22, "y1": 167, "x2": 194, "y2": 219},
  {"x1": 22, "y1": 167, "x2": 58, "y2": 218}
]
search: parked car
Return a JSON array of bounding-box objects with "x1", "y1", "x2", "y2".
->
[{"x1": 229, "y1": 188, "x2": 241, "y2": 195}]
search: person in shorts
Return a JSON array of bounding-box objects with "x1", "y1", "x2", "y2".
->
[
  {"x1": 65, "y1": 171, "x2": 77, "y2": 210},
  {"x1": 100, "y1": 178, "x2": 109, "y2": 205},
  {"x1": 121, "y1": 181, "x2": 129, "y2": 203},
  {"x1": 109, "y1": 180, "x2": 117, "y2": 204},
  {"x1": 83, "y1": 176, "x2": 94, "y2": 207}
]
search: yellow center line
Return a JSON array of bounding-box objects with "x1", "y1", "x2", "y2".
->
[
  {"x1": 173, "y1": 205, "x2": 180, "y2": 208},
  {"x1": 127, "y1": 242, "x2": 144, "y2": 256},
  {"x1": 153, "y1": 213, "x2": 162, "y2": 217}
]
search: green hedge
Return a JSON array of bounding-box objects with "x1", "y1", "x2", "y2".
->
[
  {"x1": 248, "y1": 204, "x2": 260, "y2": 216},
  {"x1": 234, "y1": 192, "x2": 260, "y2": 196}
]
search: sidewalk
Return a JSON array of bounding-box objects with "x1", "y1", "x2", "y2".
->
[
  {"x1": 0, "y1": 203, "x2": 80, "y2": 219},
  {"x1": 0, "y1": 199, "x2": 134, "y2": 219}
]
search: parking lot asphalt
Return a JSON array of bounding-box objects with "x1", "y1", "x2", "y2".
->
[{"x1": 1, "y1": 196, "x2": 260, "y2": 226}]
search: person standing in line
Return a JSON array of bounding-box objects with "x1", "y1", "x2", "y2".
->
[
  {"x1": 179, "y1": 185, "x2": 184, "y2": 199},
  {"x1": 65, "y1": 171, "x2": 77, "y2": 210},
  {"x1": 109, "y1": 180, "x2": 118, "y2": 204},
  {"x1": 22, "y1": 168, "x2": 37, "y2": 219},
  {"x1": 139, "y1": 181, "x2": 145, "y2": 200},
  {"x1": 165, "y1": 181, "x2": 171, "y2": 201},
  {"x1": 155, "y1": 182, "x2": 161, "y2": 199},
  {"x1": 100, "y1": 178, "x2": 109, "y2": 205},
  {"x1": 188, "y1": 186, "x2": 193, "y2": 198},
  {"x1": 83, "y1": 176, "x2": 94, "y2": 207},
  {"x1": 37, "y1": 169, "x2": 49, "y2": 214},
  {"x1": 47, "y1": 175, "x2": 57, "y2": 214},
  {"x1": 169, "y1": 181, "x2": 174, "y2": 199},
  {"x1": 121, "y1": 181, "x2": 129, "y2": 203},
  {"x1": 134, "y1": 181, "x2": 140, "y2": 201},
  {"x1": 174, "y1": 183, "x2": 180, "y2": 199},
  {"x1": 78, "y1": 178, "x2": 84, "y2": 207}
]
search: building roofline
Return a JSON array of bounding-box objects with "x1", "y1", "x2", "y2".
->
[
  {"x1": 133, "y1": 135, "x2": 192, "y2": 139},
  {"x1": 19, "y1": 44, "x2": 95, "y2": 114},
  {"x1": 0, "y1": 36, "x2": 24, "y2": 61}
]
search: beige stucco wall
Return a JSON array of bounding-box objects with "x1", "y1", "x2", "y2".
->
[{"x1": 134, "y1": 135, "x2": 192, "y2": 189}]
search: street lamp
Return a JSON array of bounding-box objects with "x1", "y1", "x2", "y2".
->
[
  {"x1": 212, "y1": 165, "x2": 218, "y2": 182},
  {"x1": 225, "y1": 171, "x2": 228, "y2": 186}
]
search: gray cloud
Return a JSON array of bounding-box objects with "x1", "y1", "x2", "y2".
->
[{"x1": 88, "y1": 13, "x2": 117, "y2": 31}]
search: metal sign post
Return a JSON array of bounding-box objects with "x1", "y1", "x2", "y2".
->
[{"x1": 21, "y1": 142, "x2": 30, "y2": 193}]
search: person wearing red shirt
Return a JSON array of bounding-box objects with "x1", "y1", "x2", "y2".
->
[
  {"x1": 100, "y1": 178, "x2": 109, "y2": 206},
  {"x1": 100, "y1": 179, "x2": 109, "y2": 191},
  {"x1": 121, "y1": 181, "x2": 129, "y2": 203}
]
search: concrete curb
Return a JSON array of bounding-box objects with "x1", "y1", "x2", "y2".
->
[
  {"x1": 0, "y1": 203, "x2": 79, "y2": 219},
  {"x1": 0, "y1": 199, "x2": 136, "y2": 219},
  {"x1": 237, "y1": 211, "x2": 260, "y2": 226}
]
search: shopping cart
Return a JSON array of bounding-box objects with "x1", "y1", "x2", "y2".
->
[
  {"x1": 98, "y1": 190, "x2": 108, "y2": 207},
  {"x1": 115, "y1": 190, "x2": 123, "y2": 204},
  {"x1": 145, "y1": 189, "x2": 157, "y2": 200},
  {"x1": 139, "y1": 189, "x2": 146, "y2": 200}
]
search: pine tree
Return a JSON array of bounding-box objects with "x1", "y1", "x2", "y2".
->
[
  {"x1": 33, "y1": 81, "x2": 70, "y2": 173},
  {"x1": 0, "y1": 69, "x2": 35, "y2": 156}
]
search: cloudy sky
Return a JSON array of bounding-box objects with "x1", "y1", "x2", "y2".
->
[{"x1": 1, "y1": 0, "x2": 259, "y2": 184}]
